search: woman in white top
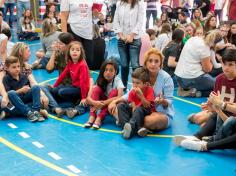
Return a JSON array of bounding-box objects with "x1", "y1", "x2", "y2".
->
[
  {"x1": 60, "y1": 0, "x2": 102, "y2": 70},
  {"x1": 113, "y1": 0, "x2": 145, "y2": 90},
  {"x1": 175, "y1": 30, "x2": 222, "y2": 97}
]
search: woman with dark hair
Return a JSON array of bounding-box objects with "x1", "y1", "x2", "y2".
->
[
  {"x1": 204, "y1": 15, "x2": 217, "y2": 33},
  {"x1": 162, "y1": 28, "x2": 184, "y2": 86},
  {"x1": 113, "y1": 0, "x2": 144, "y2": 90},
  {"x1": 228, "y1": 22, "x2": 236, "y2": 46}
]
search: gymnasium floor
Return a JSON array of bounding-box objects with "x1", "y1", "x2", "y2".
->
[{"x1": 0, "y1": 32, "x2": 235, "y2": 176}]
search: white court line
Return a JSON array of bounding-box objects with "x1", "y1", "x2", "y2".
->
[
  {"x1": 67, "y1": 165, "x2": 82, "y2": 174},
  {"x1": 7, "y1": 123, "x2": 18, "y2": 129},
  {"x1": 32, "y1": 141, "x2": 44, "y2": 149},
  {"x1": 48, "y1": 152, "x2": 62, "y2": 160},
  {"x1": 18, "y1": 132, "x2": 30, "y2": 138}
]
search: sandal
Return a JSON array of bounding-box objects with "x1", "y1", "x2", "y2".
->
[
  {"x1": 92, "y1": 123, "x2": 100, "y2": 129},
  {"x1": 84, "y1": 122, "x2": 93, "y2": 128}
]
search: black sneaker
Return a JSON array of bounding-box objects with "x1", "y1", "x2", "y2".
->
[{"x1": 27, "y1": 111, "x2": 38, "y2": 122}]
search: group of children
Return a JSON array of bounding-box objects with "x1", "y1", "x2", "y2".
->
[{"x1": 0, "y1": 37, "x2": 158, "y2": 140}]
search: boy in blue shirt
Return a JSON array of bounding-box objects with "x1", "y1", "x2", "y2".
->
[{"x1": 3, "y1": 56, "x2": 45, "y2": 122}]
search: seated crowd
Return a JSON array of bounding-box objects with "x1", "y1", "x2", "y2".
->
[{"x1": 0, "y1": 0, "x2": 235, "y2": 153}]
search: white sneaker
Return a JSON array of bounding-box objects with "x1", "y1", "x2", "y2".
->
[
  {"x1": 173, "y1": 135, "x2": 200, "y2": 146},
  {"x1": 180, "y1": 139, "x2": 207, "y2": 151},
  {"x1": 122, "y1": 123, "x2": 132, "y2": 139},
  {"x1": 0, "y1": 111, "x2": 6, "y2": 120}
]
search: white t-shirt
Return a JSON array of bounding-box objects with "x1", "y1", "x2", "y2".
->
[
  {"x1": 7, "y1": 41, "x2": 14, "y2": 57},
  {"x1": 175, "y1": 36, "x2": 211, "y2": 79},
  {"x1": 215, "y1": 0, "x2": 225, "y2": 10},
  {"x1": 155, "y1": 33, "x2": 171, "y2": 52},
  {"x1": 0, "y1": 33, "x2": 7, "y2": 61},
  {"x1": 60, "y1": 0, "x2": 94, "y2": 40},
  {"x1": 106, "y1": 76, "x2": 124, "y2": 96}
]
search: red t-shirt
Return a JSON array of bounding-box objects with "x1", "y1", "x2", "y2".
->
[
  {"x1": 128, "y1": 86, "x2": 155, "y2": 112},
  {"x1": 54, "y1": 60, "x2": 90, "y2": 99},
  {"x1": 229, "y1": 0, "x2": 236, "y2": 20},
  {"x1": 214, "y1": 73, "x2": 236, "y2": 115}
]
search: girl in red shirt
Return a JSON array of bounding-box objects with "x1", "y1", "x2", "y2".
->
[{"x1": 53, "y1": 41, "x2": 90, "y2": 105}]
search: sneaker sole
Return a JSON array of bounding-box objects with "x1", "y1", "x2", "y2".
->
[
  {"x1": 173, "y1": 135, "x2": 189, "y2": 146},
  {"x1": 138, "y1": 129, "x2": 148, "y2": 137},
  {"x1": 123, "y1": 123, "x2": 132, "y2": 139}
]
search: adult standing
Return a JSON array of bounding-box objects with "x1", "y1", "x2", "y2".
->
[
  {"x1": 227, "y1": 0, "x2": 236, "y2": 21},
  {"x1": 16, "y1": 0, "x2": 30, "y2": 33},
  {"x1": 145, "y1": 0, "x2": 158, "y2": 29},
  {"x1": 113, "y1": 0, "x2": 145, "y2": 90},
  {"x1": 60, "y1": 0, "x2": 102, "y2": 70},
  {"x1": 4, "y1": 0, "x2": 15, "y2": 28}
]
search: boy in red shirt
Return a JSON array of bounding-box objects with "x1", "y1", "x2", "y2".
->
[{"x1": 117, "y1": 67, "x2": 155, "y2": 139}]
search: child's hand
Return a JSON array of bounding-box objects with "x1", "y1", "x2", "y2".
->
[
  {"x1": 93, "y1": 101, "x2": 105, "y2": 110},
  {"x1": 40, "y1": 95, "x2": 49, "y2": 109},
  {"x1": 133, "y1": 87, "x2": 143, "y2": 98},
  {"x1": 132, "y1": 104, "x2": 136, "y2": 112},
  {"x1": 21, "y1": 85, "x2": 31, "y2": 94},
  {"x1": 154, "y1": 93, "x2": 164, "y2": 105},
  {"x1": 80, "y1": 98, "x2": 88, "y2": 107},
  {"x1": 108, "y1": 102, "x2": 116, "y2": 114}
]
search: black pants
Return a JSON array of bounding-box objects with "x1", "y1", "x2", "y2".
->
[
  {"x1": 194, "y1": 114, "x2": 236, "y2": 150},
  {"x1": 68, "y1": 25, "x2": 94, "y2": 70},
  {"x1": 117, "y1": 102, "x2": 151, "y2": 134}
]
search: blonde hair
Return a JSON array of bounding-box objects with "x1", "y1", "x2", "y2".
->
[
  {"x1": 10, "y1": 42, "x2": 29, "y2": 69},
  {"x1": 143, "y1": 48, "x2": 164, "y2": 68},
  {"x1": 204, "y1": 29, "x2": 221, "y2": 47},
  {"x1": 42, "y1": 18, "x2": 56, "y2": 37}
]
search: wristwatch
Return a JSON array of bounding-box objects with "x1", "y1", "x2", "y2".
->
[{"x1": 221, "y1": 102, "x2": 227, "y2": 110}]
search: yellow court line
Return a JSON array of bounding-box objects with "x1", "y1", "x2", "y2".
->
[
  {"x1": 38, "y1": 71, "x2": 201, "y2": 138},
  {"x1": 49, "y1": 114, "x2": 173, "y2": 138},
  {"x1": 0, "y1": 137, "x2": 77, "y2": 176}
]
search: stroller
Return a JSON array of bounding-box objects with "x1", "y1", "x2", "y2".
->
[{"x1": 161, "y1": 5, "x2": 191, "y2": 22}]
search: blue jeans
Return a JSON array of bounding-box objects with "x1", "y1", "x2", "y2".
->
[
  {"x1": 8, "y1": 85, "x2": 41, "y2": 116},
  {"x1": 54, "y1": 86, "x2": 81, "y2": 103},
  {"x1": 176, "y1": 74, "x2": 215, "y2": 97},
  {"x1": 118, "y1": 38, "x2": 141, "y2": 87},
  {"x1": 39, "y1": 56, "x2": 49, "y2": 69},
  {"x1": 41, "y1": 85, "x2": 61, "y2": 112},
  {"x1": 146, "y1": 10, "x2": 157, "y2": 29},
  {"x1": 214, "y1": 116, "x2": 236, "y2": 141},
  {"x1": 16, "y1": 0, "x2": 30, "y2": 33},
  {"x1": 4, "y1": 3, "x2": 15, "y2": 27}
]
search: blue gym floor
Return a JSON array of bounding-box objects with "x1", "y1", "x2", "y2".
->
[{"x1": 0, "y1": 30, "x2": 235, "y2": 176}]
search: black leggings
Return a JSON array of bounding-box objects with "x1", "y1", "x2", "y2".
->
[
  {"x1": 194, "y1": 114, "x2": 236, "y2": 150},
  {"x1": 67, "y1": 25, "x2": 94, "y2": 70}
]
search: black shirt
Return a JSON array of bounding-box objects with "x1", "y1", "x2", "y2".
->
[
  {"x1": 3, "y1": 73, "x2": 30, "y2": 92},
  {"x1": 162, "y1": 42, "x2": 182, "y2": 77}
]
